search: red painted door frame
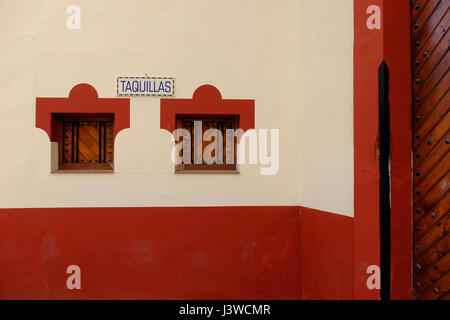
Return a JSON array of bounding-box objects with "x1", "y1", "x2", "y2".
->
[{"x1": 354, "y1": 0, "x2": 413, "y2": 300}]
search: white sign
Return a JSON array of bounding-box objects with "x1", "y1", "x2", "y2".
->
[{"x1": 117, "y1": 77, "x2": 175, "y2": 96}]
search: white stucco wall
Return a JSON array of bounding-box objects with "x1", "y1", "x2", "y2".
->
[
  {"x1": 298, "y1": 0, "x2": 354, "y2": 216},
  {"x1": 0, "y1": 0, "x2": 353, "y2": 216}
]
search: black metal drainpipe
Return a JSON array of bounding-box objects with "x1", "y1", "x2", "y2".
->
[{"x1": 378, "y1": 60, "x2": 391, "y2": 300}]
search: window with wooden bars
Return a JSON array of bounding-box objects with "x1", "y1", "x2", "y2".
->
[
  {"x1": 56, "y1": 115, "x2": 114, "y2": 171},
  {"x1": 175, "y1": 115, "x2": 239, "y2": 173}
]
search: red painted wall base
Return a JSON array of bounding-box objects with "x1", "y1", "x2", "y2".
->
[
  {"x1": 299, "y1": 207, "x2": 353, "y2": 300},
  {"x1": 0, "y1": 206, "x2": 353, "y2": 300}
]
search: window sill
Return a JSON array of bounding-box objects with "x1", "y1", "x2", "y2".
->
[
  {"x1": 175, "y1": 170, "x2": 240, "y2": 175},
  {"x1": 51, "y1": 170, "x2": 115, "y2": 174}
]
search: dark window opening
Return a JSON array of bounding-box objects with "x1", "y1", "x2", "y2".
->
[
  {"x1": 175, "y1": 114, "x2": 239, "y2": 173},
  {"x1": 57, "y1": 114, "x2": 114, "y2": 171}
]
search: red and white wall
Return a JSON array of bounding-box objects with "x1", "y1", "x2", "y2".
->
[{"x1": 0, "y1": 0, "x2": 412, "y2": 299}]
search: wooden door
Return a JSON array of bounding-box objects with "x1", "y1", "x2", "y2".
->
[{"x1": 412, "y1": 0, "x2": 449, "y2": 300}]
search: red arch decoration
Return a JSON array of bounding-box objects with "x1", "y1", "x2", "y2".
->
[
  {"x1": 36, "y1": 83, "x2": 130, "y2": 142},
  {"x1": 160, "y1": 84, "x2": 255, "y2": 135}
]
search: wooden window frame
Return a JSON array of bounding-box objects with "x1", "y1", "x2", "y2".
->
[
  {"x1": 56, "y1": 114, "x2": 115, "y2": 172},
  {"x1": 175, "y1": 114, "x2": 239, "y2": 173}
]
